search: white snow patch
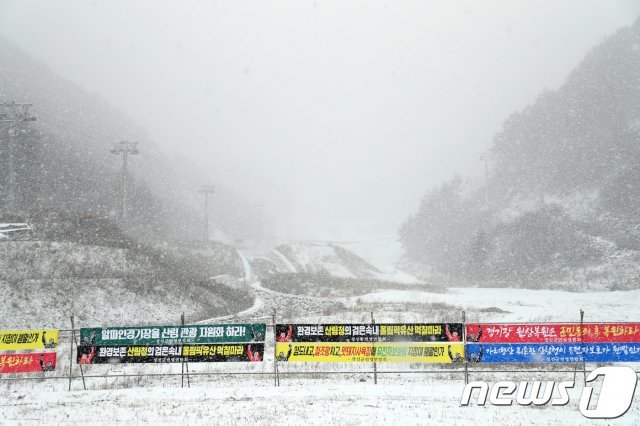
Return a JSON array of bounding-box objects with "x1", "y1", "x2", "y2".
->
[
  {"x1": 285, "y1": 242, "x2": 356, "y2": 278},
  {"x1": 350, "y1": 287, "x2": 640, "y2": 322},
  {"x1": 272, "y1": 248, "x2": 298, "y2": 273},
  {"x1": 337, "y1": 236, "x2": 422, "y2": 284},
  {"x1": 3, "y1": 377, "x2": 639, "y2": 424}
]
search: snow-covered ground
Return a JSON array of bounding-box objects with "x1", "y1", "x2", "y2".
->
[
  {"x1": 282, "y1": 242, "x2": 359, "y2": 278},
  {"x1": 2, "y1": 374, "x2": 639, "y2": 424},
  {"x1": 0, "y1": 223, "x2": 31, "y2": 239},
  {"x1": 337, "y1": 236, "x2": 421, "y2": 284},
  {"x1": 337, "y1": 236, "x2": 407, "y2": 271},
  {"x1": 271, "y1": 239, "x2": 421, "y2": 284},
  {"x1": 349, "y1": 287, "x2": 640, "y2": 322},
  {"x1": 272, "y1": 248, "x2": 298, "y2": 273},
  {"x1": 3, "y1": 244, "x2": 640, "y2": 424}
]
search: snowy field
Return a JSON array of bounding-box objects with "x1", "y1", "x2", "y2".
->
[
  {"x1": 2, "y1": 280, "x2": 640, "y2": 425},
  {"x1": 2, "y1": 373, "x2": 639, "y2": 424},
  {"x1": 2, "y1": 244, "x2": 639, "y2": 424},
  {"x1": 349, "y1": 288, "x2": 640, "y2": 323}
]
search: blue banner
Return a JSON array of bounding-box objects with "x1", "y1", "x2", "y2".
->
[{"x1": 465, "y1": 343, "x2": 640, "y2": 363}]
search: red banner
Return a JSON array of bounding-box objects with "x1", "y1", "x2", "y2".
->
[
  {"x1": 466, "y1": 323, "x2": 640, "y2": 343},
  {"x1": 0, "y1": 353, "x2": 57, "y2": 374}
]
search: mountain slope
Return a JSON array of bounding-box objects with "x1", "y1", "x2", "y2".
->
[
  {"x1": 400, "y1": 18, "x2": 640, "y2": 290},
  {"x1": 0, "y1": 33, "x2": 262, "y2": 241},
  {"x1": 0, "y1": 236, "x2": 251, "y2": 328}
]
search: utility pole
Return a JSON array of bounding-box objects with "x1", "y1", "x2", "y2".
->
[
  {"x1": 1, "y1": 102, "x2": 36, "y2": 210},
  {"x1": 198, "y1": 185, "x2": 215, "y2": 241},
  {"x1": 110, "y1": 141, "x2": 139, "y2": 226}
]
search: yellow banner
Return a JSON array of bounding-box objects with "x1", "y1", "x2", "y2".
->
[
  {"x1": 276, "y1": 342, "x2": 465, "y2": 363},
  {"x1": 0, "y1": 329, "x2": 59, "y2": 351}
]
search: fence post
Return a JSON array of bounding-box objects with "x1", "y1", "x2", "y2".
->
[
  {"x1": 371, "y1": 311, "x2": 377, "y2": 385},
  {"x1": 462, "y1": 310, "x2": 468, "y2": 385},
  {"x1": 68, "y1": 315, "x2": 74, "y2": 391},
  {"x1": 272, "y1": 309, "x2": 279, "y2": 387},
  {"x1": 580, "y1": 309, "x2": 586, "y2": 385},
  {"x1": 69, "y1": 315, "x2": 86, "y2": 391},
  {"x1": 181, "y1": 312, "x2": 191, "y2": 388}
]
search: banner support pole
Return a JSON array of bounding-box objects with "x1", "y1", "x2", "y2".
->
[
  {"x1": 181, "y1": 312, "x2": 191, "y2": 388},
  {"x1": 75, "y1": 317, "x2": 87, "y2": 391},
  {"x1": 272, "y1": 309, "x2": 279, "y2": 387},
  {"x1": 580, "y1": 309, "x2": 586, "y2": 385},
  {"x1": 371, "y1": 311, "x2": 377, "y2": 385},
  {"x1": 70, "y1": 315, "x2": 86, "y2": 391},
  {"x1": 68, "y1": 315, "x2": 74, "y2": 391},
  {"x1": 462, "y1": 310, "x2": 468, "y2": 385}
]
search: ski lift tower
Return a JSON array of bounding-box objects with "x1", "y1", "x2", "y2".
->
[{"x1": 110, "y1": 141, "x2": 139, "y2": 226}]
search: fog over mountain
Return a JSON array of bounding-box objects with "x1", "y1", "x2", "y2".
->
[
  {"x1": 3, "y1": 3, "x2": 640, "y2": 422},
  {"x1": 1, "y1": 0, "x2": 638, "y2": 240},
  {"x1": 0, "y1": 34, "x2": 269, "y2": 242}
]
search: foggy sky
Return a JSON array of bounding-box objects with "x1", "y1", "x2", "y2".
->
[{"x1": 1, "y1": 0, "x2": 639, "y2": 241}]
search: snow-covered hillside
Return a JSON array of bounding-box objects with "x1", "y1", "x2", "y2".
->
[
  {"x1": 269, "y1": 241, "x2": 420, "y2": 284},
  {"x1": 0, "y1": 239, "x2": 253, "y2": 328},
  {"x1": 348, "y1": 287, "x2": 640, "y2": 323}
]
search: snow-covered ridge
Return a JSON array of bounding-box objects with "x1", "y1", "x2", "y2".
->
[
  {"x1": 270, "y1": 240, "x2": 420, "y2": 284},
  {"x1": 0, "y1": 239, "x2": 253, "y2": 328}
]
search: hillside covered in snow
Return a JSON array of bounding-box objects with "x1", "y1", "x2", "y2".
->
[
  {"x1": 0, "y1": 212, "x2": 253, "y2": 328},
  {"x1": 400, "y1": 18, "x2": 640, "y2": 291},
  {"x1": 0, "y1": 34, "x2": 266, "y2": 243}
]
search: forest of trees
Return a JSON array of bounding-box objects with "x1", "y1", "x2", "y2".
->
[{"x1": 400, "y1": 18, "x2": 640, "y2": 289}]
